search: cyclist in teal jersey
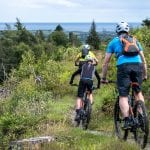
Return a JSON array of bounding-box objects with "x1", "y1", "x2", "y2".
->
[{"x1": 101, "y1": 22, "x2": 147, "y2": 129}]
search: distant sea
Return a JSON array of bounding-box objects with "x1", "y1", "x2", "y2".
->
[{"x1": 0, "y1": 22, "x2": 141, "y2": 32}]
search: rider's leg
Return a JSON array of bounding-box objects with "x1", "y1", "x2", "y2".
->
[
  {"x1": 95, "y1": 70, "x2": 100, "y2": 88},
  {"x1": 75, "y1": 97, "x2": 83, "y2": 121},
  {"x1": 76, "y1": 97, "x2": 83, "y2": 109},
  {"x1": 131, "y1": 63, "x2": 143, "y2": 101},
  {"x1": 119, "y1": 96, "x2": 129, "y2": 118},
  {"x1": 87, "y1": 80, "x2": 93, "y2": 104},
  {"x1": 117, "y1": 64, "x2": 131, "y2": 129},
  {"x1": 134, "y1": 91, "x2": 145, "y2": 114},
  {"x1": 88, "y1": 92, "x2": 93, "y2": 104},
  {"x1": 70, "y1": 68, "x2": 81, "y2": 84},
  {"x1": 119, "y1": 96, "x2": 131, "y2": 129},
  {"x1": 75, "y1": 79, "x2": 85, "y2": 121},
  {"x1": 134, "y1": 91, "x2": 144, "y2": 102}
]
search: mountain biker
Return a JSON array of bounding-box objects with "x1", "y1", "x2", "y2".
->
[
  {"x1": 101, "y1": 22, "x2": 147, "y2": 129},
  {"x1": 75, "y1": 55, "x2": 97, "y2": 121},
  {"x1": 69, "y1": 44, "x2": 100, "y2": 89}
]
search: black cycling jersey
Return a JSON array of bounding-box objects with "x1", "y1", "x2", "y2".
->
[{"x1": 80, "y1": 62, "x2": 95, "y2": 80}]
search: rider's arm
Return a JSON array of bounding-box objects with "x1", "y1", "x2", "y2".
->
[
  {"x1": 95, "y1": 70, "x2": 100, "y2": 88},
  {"x1": 89, "y1": 51, "x2": 98, "y2": 64},
  {"x1": 92, "y1": 58, "x2": 98, "y2": 66},
  {"x1": 137, "y1": 41, "x2": 148, "y2": 80},
  {"x1": 101, "y1": 53, "x2": 112, "y2": 81},
  {"x1": 75, "y1": 53, "x2": 81, "y2": 66},
  {"x1": 89, "y1": 51, "x2": 98, "y2": 65},
  {"x1": 139, "y1": 51, "x2": 147, "y2": 79}
]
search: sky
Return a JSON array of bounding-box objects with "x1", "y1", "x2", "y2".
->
[{"x1": 0, "y1": 0, "x2": 150, "y2": 23}]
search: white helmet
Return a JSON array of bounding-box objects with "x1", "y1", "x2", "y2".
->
[
  {"x1": 83, "y1": 44, "x2": 90, "y2": 50},
  {"x1": 116, "y1": 22, "x2": 129, "y2": 33},
  {"x1": 85, "y1": 54, "x2": 93, "y2": 62}
]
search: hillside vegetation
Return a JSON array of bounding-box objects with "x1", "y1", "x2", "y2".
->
[{"x1": 0, "y1": 21, "x2": 150, "y2": 149}]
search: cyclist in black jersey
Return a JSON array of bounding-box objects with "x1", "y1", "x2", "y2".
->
[
  {"x1": 75, "y1": 55, "x2": 97, "y2": 121},
  {"x1": 69, "y1": 44, "x2": 100, "y2": 89}
]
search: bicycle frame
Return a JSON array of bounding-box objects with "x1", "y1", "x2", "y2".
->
[{"x1": 128, "y1": 86, "x2": 135, "y2": 118}]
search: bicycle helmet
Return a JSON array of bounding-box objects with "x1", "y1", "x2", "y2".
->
[
  {"x1": 83, "y1": 44, "x2": 90, "y2": 50},
  {"x1": 116, "y1": 22, "x2": 129, "y2": 33},
  {"x1": 85, "y1": 54, "x2": 93, "y2": 62}
]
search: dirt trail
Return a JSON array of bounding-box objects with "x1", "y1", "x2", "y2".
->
[{"x1": 8, "y1": 129, "x2": 150, "y2": 150}]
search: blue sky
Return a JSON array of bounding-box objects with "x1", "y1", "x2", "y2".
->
[{"x1": 0, "y1": 0, "x2": 150, "y2": 22}]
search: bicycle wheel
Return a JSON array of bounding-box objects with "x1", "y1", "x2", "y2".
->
[
  {"x1": 74, "y1": 109, "x2": 84, "y2": 129},
  {"x1": 133, "y1": 100, "x2": 149, "y2": 149},
  {"x1": 82, "y1": 99, "x2": 92, "y2": 130},
  {"x1": 114, "y1": 97, "x2": 128, "y2": 140}
]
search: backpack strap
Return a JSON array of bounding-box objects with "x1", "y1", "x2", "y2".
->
[{"x1": 132, "y1": 37, "x2": 140, "y2": 51}]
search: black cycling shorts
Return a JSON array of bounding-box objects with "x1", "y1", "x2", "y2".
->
[
  {"x1": 77, "y1": 79, "x2": 93, "y2": 98},
  {"x1": 117, "y1": 63, "x2": 143, "y2": 96}
]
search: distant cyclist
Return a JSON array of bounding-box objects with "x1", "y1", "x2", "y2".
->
[
  {"x1": 75, "y1": 55, "x2": 97, "y2": 121},
  {"x1": 69, "y1": 44, "x2": 100, "y2": 89},
  {"x1": 101, "y1": 22, "x2": 147, "y2": 129}
]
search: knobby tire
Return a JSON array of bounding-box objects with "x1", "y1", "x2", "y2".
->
[
  {"x1": 133, "y1": 100, "x2": 149, "y2": 149},
  {"x1": 82, "y1": 99, "x2": 92, "y2": 129},
  {"x1": 114, "y1": 97, "x2": 128, "y2": 140}
]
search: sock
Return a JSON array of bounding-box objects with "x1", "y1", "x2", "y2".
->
[
  {"x1": 124, "y1": 117, "x2": 129, "y2": 121},
  {"x1": 76, "y1": 109, "x2": 80, "y2": 114}
]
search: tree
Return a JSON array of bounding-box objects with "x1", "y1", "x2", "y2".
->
[
  {"x1": 35, "y1": 30, "x2": 45, "y2": 42},
  {"x1": 14, "y1": 18, "x2": 37, "y2": 45},
  {"x1": 15, "y1": 18, "x2": 25, "y2": 31},
  {"x1": 0, "y1": 19, "x2": 37, "y2": 82},
  {"x1": 142, "y1": 18, "x2": 150, "y2": 28},
  {"x1": 48, "y1": 24, "x2": 68, "y2": 47},
  {"x1": 50, "y1": 31, "x2": 68, "y2": 47},
  {"x1": 86, "y1": 20, "x2": 100, "y2": 50},
  {"x1": 55, "y1": 24, "x2": 63, "y2": 31}
]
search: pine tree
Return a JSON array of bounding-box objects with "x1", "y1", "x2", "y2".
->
[
  {"x1": 15, "y1": 18, "x2": 25, "y2": 30},
  {"x1": 86, "y1": 20, "x2": 100, "y2": 50},
  {"x1": 48, "y1": 24, "x2": 69, "y2": 47},
  {"x1": 55, "y1": 24, "x2": 63, "y2": 31}
]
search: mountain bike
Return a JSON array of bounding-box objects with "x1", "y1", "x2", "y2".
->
[
  {"x1": 113, "y1": 81, "x2": 149, "y2": 149},
  {"x1": 72, "y1": 84, "x2": 97, "y2": 130}
]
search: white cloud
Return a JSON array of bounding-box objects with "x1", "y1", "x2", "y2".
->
[
  {"x1": 9, "y1": 0, "x2": 81, "y2": 8},
  {"x1": 46, "y1": 0, "x2": 81, "y2": 7},
  {"x1": 0, "y1": 0, "x2": 149, "y2": 22}
]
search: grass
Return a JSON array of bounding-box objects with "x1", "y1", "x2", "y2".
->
[
  {"x1": 40, "y1": 128, "x2": 140, "y2": 150},
  {"x1": 0, "y1": 82, "x2": 145, "y2": 150},
  {"x1": 29, "y1": 90, "x2": 141, "y2": 150}
]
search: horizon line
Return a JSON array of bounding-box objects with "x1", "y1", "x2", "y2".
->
[{"x1": 0, "y1": 21, "x2": 142, "y2": 24}]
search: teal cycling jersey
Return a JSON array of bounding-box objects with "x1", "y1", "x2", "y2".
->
[{"x1": 106, "y1": 37, "x2": 143, "y2": 66}]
